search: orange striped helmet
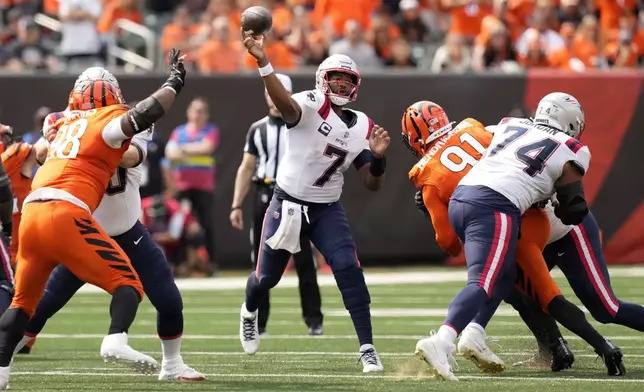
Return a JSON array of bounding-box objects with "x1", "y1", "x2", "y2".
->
[
  {"x1": 401, "y1": 101, "x2": 452, "y2": 157},
  {"x1": 68, "y1": 79, "x2": 124, "y2": 111}
]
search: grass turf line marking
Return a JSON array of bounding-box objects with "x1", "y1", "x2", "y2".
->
[
  {"x1": 9, "y1": 371, "x2": 644, "y2": 383},
  {"x1": 75, "y1": 267, "x2": 644, "y2": 293}
]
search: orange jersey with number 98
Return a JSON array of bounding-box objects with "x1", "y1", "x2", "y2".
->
[
  {"x1": 408, "y1": 118, "x2": 492, "y2": 256},
  {"x1": 33, "y1": 105, "x2": 131, "y2": 212}
]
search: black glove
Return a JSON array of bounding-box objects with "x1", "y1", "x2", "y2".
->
[
  {"x1": 414, "y1": 191, "x2": 429, "y2": 218},
  {"x1": 162, "y1": 48, "x2": 186, "y2": 95}
]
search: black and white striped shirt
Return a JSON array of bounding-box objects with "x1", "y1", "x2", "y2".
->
[{"x1": 243, "y1": 116, "x2": 287, "y2": 183}]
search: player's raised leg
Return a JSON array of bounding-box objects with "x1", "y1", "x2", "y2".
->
[
  {"x1": 15, "y1": 264, "x2": 85, "y2": 355},
  {"x1": 242, "y1": 197, "x2": 292, "y2": 355},
  {"x1": 114, "y1": 221, "x2": 203, "y2": 381},
  {"x1": 48, "y1": 202, "x2": 158, "y2": 374},
  {"x1": 307, "y1": 202, "x2": 383, "y2": 373},
  {"x1": 415, "y1": 186, "x2": 520, "y2": 381}
]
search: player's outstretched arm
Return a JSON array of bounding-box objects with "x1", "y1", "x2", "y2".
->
[
  {"x1": 553, "y1": 161, "x2": 588, "y2": 225},
  {"x1": 115, "y1": 49, "x2": 186, "y2": 140},
  {"x1": 242, "y1": 31, "x2": 301, "y2": 125},
  {"x1": 358, "y1": 124, "x2": 390, "y2": 191}
]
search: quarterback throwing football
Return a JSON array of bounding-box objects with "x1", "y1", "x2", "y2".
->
[{"x1": 239, "y1": 30, "x2": 389, "y2": 372}]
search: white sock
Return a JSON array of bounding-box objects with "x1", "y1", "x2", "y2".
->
[
  {"x1": 160, "y1": 336, "x2": 182, "y2": 362},
  {"x1": 436, "y1": 324, "x2": 458, "y2": 343},
  {"x1": 467, "y1": 322, "x2": 486, "y2": 335}
]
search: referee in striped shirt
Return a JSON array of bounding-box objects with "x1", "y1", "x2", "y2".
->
[{"x1": 230, "y1": 74, "x2": 323, "y2": 336}]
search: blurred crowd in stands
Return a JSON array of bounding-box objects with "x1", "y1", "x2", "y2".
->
[{"x1": 1, "y1": 0, "x2": 644, "y2": 73}]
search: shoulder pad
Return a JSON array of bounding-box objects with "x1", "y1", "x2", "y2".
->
[{"x1": 454, "y1": 118, "x2": 484, "y2": 132}]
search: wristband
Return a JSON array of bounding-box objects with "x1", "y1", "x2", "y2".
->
[
  {"x1": 369, "y1": 155, "x2": 386, "y2": 177},
  {"x1": 231, "y1": 206, "x2": 242, "y2": 211},
  {"x1": 258, "y1": 63, "x2": 274, "y2": 77}
]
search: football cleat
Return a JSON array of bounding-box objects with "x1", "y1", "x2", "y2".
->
[
  {"x1": 359, "y1": 344, "x2": 384, "y2": 373},
  {"x1": 598, "y1": 339, "x2": 625, "y2": 376},
  {"x1": 415, "y1": 334, "x2": 458, "y2": 381},
  {"x1": 457, "y1": 325, "x2": 505, "y2": 373},
  {"x1": 308, "y1": 325, "x2": 323, "y2": 336},
  {"x1": 239, "y1": 303, "x2": 260, "y2": 355},
  {"x1": 100, "y1": 332, "x2": 158, "y2": 374},
  {"x1": 158, "y1": 356, "x2": 205, "y2": 381},
  {"x1": 550, "y1": 337, "x2": 575, "y2": 372}
]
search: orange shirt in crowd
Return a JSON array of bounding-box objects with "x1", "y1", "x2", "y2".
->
[
  {"x1": 244, "y1": 41, "x2": 295, "y2": 70},
  {"x1": 506, "y1": 0, "x2": 535, "y2": 40},
  {"x1": 313, "y1": 0, "x2": 379, "y2": 36},
  {"x1": 161, "y1": 23, "x2": 200, "y2": 61},
  {"x1": 442, "y1": 0, "x2": 493, "y2": 39},
  {"x1": 596, "y1": 0, "x2": 637, "y2": 31},
  {"x1": 97, "y1": 1, "x2": 143, "y2": 34},
  {"x1": 571, "y1": 34, "x2": 599, "y2": 67},
  {"x1": 198, "y1": 40, "x2": 243, "y2": 74}
]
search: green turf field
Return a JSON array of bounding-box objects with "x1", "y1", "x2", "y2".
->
[{"x1": 8, "y1": 267, "x2": 644, "y2": 391}]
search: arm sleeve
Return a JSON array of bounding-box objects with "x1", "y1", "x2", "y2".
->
[
  {"x1": 423, "y1": 185, "x2": 462, "y2": 257},
  {"x1": 102, "y1": 117, "x2": 130, "y2": 148},
  {"x1": 353, "y1": 149, "x2": 371, "y2": 170},
  {"x1": 243, "y1": 126, "x2": 258, "y2": 156}
]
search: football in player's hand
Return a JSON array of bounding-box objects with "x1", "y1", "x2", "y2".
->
[{"x1": 241, "y1": 6, "x2": 272, "y2": 36}]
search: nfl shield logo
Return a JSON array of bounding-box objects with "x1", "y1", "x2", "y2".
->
[
  {"x1": 288, "y1": 208, "x2": 294, "y2": 216},
  {"x1": 344, "y1": 132, "x2": 350, "y2": 138},
  {"x1": 273, "y1": 211, "x2": 280, "y2": 219}
]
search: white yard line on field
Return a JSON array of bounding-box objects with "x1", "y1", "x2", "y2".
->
[
  {"x1": 54, "y1": 306, "x2": 600, "y2": 318},
  {"x1": 31, "y1": 333, "x2": 644, "y2": 341},
  {"x1": 8, "y1": 370, "x2": 644, "y2": 383},
  {"x1": 74, "y1": 266, "x2": 644, "y2": 293}
]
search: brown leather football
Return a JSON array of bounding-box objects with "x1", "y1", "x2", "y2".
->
[{"x1": 241, "y1": 6, "x2": 273, "y2": 36}]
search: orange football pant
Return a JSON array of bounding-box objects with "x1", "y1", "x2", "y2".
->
[
  {"x1": 515, "y1": 207, "x2": 562, "y2": 312},
  {"x1": 11, "y1": 201, "x2": 144, "y2": 317}
]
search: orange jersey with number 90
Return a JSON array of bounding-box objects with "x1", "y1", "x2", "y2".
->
[
  {"x1": 33, "y1": 105, "x2": 131, "y2": 212},
  {"x1": 408, "y1": 118, "x2": 492, "y2": 256}
]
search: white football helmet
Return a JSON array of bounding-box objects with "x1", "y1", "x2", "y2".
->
[
  {"x1": 315, "y1": 54, "x2": 360, "y2": 106},
  {"x1": 534, "y1": 92, "x2": 585, "y2": 139},
  {"x1": 74, "y1": 67, "x2": 120, "y2": 89}
]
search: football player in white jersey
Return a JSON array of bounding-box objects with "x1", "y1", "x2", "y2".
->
[
  {"x1": 240, "y1": 32, "x2": 389, "y2": 372},
  {"x1": 13, "y1": 67, "x2": 204, "y2": 381},
  {"x1": 415, "y1": 92, "x2": 592, "y2": 380}
]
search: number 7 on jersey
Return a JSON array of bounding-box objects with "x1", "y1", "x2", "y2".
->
[{"x1": 313, "y1": 144, "x2": 348, "y2": 187}]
